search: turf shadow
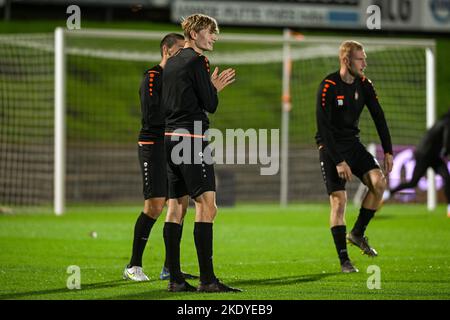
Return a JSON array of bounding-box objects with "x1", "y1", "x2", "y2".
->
[
  {"x1": 0, "y1": 279, "x2": 146, "y2": 300},
  {"x1": 226, "y1": 272, "x2": 341, "y2": 287},
  {"x1": 106, "y1": 273, "x2": 343, "y2": 299}
]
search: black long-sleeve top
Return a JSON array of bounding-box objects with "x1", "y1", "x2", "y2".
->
[
  {"x1": 162, "y1": 48, "x2": 218, "y2": 133},
  {"x1": 138, "y1": 64, "x2": 164, "y2": 142},
  {"x1": 416, "y1": 111, "x2": 450, "y2": 158},
  {"x1": 315, "y1": 71, "x2": 393, "y2": 165}
]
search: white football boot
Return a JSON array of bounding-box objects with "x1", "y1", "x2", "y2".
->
[{"x1": 123, "y1": 266, "x2": 149, "y2": 281}]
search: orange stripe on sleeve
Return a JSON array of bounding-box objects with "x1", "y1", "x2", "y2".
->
[{"x1": 138, "y1": 141, "x2": 155, "y2": 145}]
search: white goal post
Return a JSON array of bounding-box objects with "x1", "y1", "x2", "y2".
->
[
  {"x1": 54, "y1": 27, "x2": 65, "y2": 216},
  {"x1": 426, "y1": 47, "x2": 437, "y2": 211}
]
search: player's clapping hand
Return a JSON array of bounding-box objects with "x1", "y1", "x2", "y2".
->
[{"x1": 211, "y1": 67, "x2": 236, "y2": 92}]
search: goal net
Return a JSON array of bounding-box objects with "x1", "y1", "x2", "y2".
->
[
  {"x1": 0, "y1": 29, "x2": 435, "y2": 212},
  {"x1": 0, "y1": 33, "x2": 54, "y2": 208}
]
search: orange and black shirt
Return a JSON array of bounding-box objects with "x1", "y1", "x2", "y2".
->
[
  {"x1": 138, "y1": 64, "x2": 164, "y2": 142},
  {"x1": 315, "y1": 71, "x2": 392, "y2": 165},
  {"x1": 162, "y1": 48, "x2": 218, "y2": 133}
]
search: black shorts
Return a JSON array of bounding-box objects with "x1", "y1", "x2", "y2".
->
[
  {"x1": 165, "y1": 134, "x2": 216, "y2": 199},
  {"x1": 138, "y1": 141, "x2": 167, "y2": 199},
  {"x1": 415, "y1": 151, "x2": 441, "y2": 171},
  {"x1": 319, "y1": 142, "x2": 380, "y2": 195}
]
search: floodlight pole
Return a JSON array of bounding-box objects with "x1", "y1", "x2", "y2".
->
[
  {"x1": 280, "y1": 29, "x2": 292, "y2": 207},
  {"x1": 426, "y1": 46, "x2": 436, "y2": 212},
  {"x1": 54, "y1": 27, "x2": 66, "y2": 215}
]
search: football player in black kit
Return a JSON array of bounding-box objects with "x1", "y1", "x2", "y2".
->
[
  {"x1": 384, "y1": 109, "x2": 450, "y2": 217},
  {"x1": 162, "y1": 14, "x2": 241, "y2": 292},
  {"x1": 123, "y1": 33, "x2": 197, "y2": 282},
  {"x1": 315, "y1": 40, "x2": 394, "y2": 273}
]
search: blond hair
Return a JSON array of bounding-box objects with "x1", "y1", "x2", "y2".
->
[
  {"x1": 181, "y1": 14, "x2": 219, "y2": 40},
  {"x1": 339, "y1": 40, "x2": 364, "y2": 61}
]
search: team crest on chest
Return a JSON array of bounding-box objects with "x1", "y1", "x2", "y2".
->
[
  {"x1": 355, "y1": 90, "x2": 359, "y2": 101},
  {"x1": 337, "y1": 95, "x2": 344, "y2": 107}
]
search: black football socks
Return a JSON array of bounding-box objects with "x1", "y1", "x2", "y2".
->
[
  {"x1": 351, "y1": 207, "x2": 376, "y2": 237},
  {"x1": 164, "y1": 222, "x2": 184, "y2": 270},
  {"x1": 331, "y1": 225, "x2": 350, "y2": 264},
  {"x1": 163, "y1": 222, "x2": 184, "y2": 283},
  {"x1": 129, "y1": 212, "x2": 156, "y2": 267},
  {"x1": 194, "y1": 222, "x2": 216, "y2": 284}
]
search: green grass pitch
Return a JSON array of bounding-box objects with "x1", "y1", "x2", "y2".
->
[{"x1": 0, "y1": 203, "x2": 449, "y2": 300}]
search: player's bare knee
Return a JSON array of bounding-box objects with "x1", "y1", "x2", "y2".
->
[
  {"x1": 330, "y1": 192, "x2": 346, "y2": 206},
  {"x1": 370, "y1": 176, "x2": 386, "y2": 199},
  {"x1": 144, "y1": 210, "x2": 159, "y2": 220},
  {"x1": 377, "y1": 178, "x2": 387, "y2": 194},
  {"x1": 165, "y1": 210, "x2": 183, "y2": 224},
  {"x1": 149, "y1": 204, "x2": 164, "y2": 219},
  {"x1": 177, "y1": 208, "x2": 188, "y2": 224},
  {"x1": 204, "y1": 204, "x2": 217, "y2": 219},
  {"x1": 330, "y1": 193, "x2": 346, "y2": 216},
  {"x1": 180, "y1": 206, "x2": 188, "y2": 218},
  {"x1": 195, "y1": 204, "x2": 216, "y2": 222},
  {"x1": 331, "y1": 206, "x2": 345, "y2": 218},
  {"x1": 209, "y1": 204, "x2": 217, "y2": 219}
]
